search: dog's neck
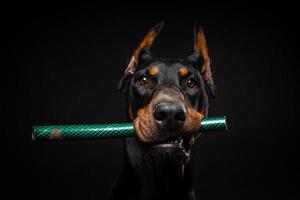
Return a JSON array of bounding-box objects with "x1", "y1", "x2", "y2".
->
[
  {"x1": 153, "y1": 161, "x2": 186, "y2": 195},
  {"x1": 126, "y1": 138, "x2": 194, "y2": 199},
  {"x1": 144, "y1": 158, "x2": 194, "y2": 199}
]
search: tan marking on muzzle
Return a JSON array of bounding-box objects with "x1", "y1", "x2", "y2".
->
[
  {"x1": 134, "y1": 105, "x2": 160, "y2": 143},
  {"x1": 182, "y1": 107, "x2": 204, "y2": 133},
  {"x1": 133, "y1": 92, "x2": 162, "y2": 143}
]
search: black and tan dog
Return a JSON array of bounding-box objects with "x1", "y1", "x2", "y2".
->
[{"x1": 109, "y1": 22, "x2": 215, "y2": 200}]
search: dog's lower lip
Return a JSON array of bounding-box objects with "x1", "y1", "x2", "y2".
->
[{"x1": 150, "y1": 137, "x2": 191, "y2": 157}]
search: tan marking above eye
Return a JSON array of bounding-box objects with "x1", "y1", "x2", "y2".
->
[
  {"x1": 179, "y1": 66, "x2": 189, "y2": 76},
  {"x1": 148, "y1": 66, "x2": 159, "y2": 76}
]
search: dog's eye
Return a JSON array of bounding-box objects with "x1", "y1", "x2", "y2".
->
[
  {"x1": 186, "y1": 78, "x2": 198, "y2": 89},
  {"x1": 136, "y1": 76, "x2": 148, "y2": 86}
]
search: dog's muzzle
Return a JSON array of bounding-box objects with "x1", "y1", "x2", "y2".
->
[
  {"x1": 153, "y1": 102, "x2": 186, "y2": 132},
  {"x1": 134, "y1": 86, "x2": 203, "y2": 163}
]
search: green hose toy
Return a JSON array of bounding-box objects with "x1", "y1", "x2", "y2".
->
[{"x1": 32, "y1": 116, "x2": 227, "y2": 141}]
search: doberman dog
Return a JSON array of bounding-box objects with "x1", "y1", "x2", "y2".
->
[{"x1": 109, "y1": 22, "x2": 215, "y2": 200}]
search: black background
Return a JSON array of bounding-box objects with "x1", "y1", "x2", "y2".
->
[{"x1": 3, "y1": 1, "x2": 298, "y2": 199}]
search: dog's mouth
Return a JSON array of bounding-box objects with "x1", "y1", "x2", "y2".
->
[
  {"x1": 147, "y1": 134, "x2": 196, "y2": 163},
  {"x1": 133, "y1": 101, "x2": 202, "y2": 163}
]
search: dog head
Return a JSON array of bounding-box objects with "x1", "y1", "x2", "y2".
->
[{"x1": 119, "y1": 22, "x2": 215, "y2": 163}]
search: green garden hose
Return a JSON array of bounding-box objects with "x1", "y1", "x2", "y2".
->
[{"x1": 32, "y1": 116, "x2": 227, "y2": 141}]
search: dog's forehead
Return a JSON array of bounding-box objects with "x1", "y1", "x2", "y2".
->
[{"x1": 145, "y1": 60, "x2": 195, "y2": 78}]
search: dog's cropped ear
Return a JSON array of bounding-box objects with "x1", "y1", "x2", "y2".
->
[
  {"x1": 187, "y1": 24, "x2": 215, "y2": 97},
  {"x1": 124, "y1": 21, "x2": 164, "y2": 75}
]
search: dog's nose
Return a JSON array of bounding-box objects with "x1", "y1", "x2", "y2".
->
[{"x1": 153, "y1": 102, "x2": 186, "y2": 131}]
